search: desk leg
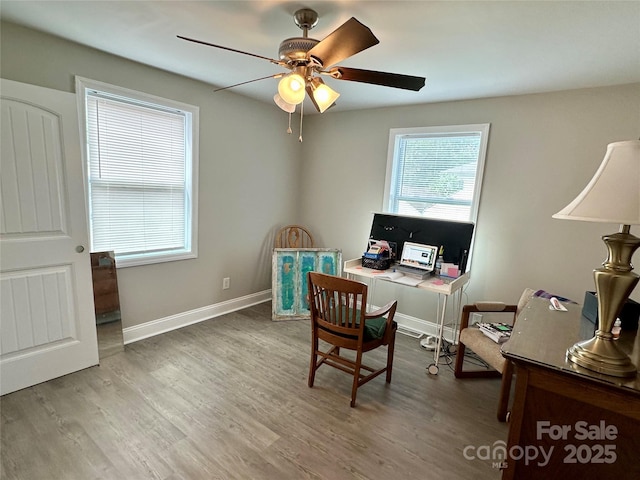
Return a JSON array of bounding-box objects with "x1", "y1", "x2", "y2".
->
[
  {"x1": 347, "y1": 271, "x2": 375, "y2": 311},
  {"x1": 368, "y1": 278, "x2": 377, "y2": 312},
  {"x1": 428, "y1": 293, "x2": 448, "y2": 375},
  {"x1": 451, "y1": 287, "x2": 464, "y2": 345}
]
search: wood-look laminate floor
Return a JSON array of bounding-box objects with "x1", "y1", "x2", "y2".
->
[{"x1": 1, "y1": 302, "x2": 508, "y2": 480}]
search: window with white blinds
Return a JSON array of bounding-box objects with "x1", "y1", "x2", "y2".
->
[
  {"x1": 384, "y1": 124, "x2": 490, "y2": 223},
  {"x1": 76, "y1": 77, "x2": 199, "y2": 267}
]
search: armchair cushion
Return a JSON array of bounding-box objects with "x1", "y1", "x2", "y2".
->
[{"x1": 459, "y1": 328, "x2": 507, "y2": 372}]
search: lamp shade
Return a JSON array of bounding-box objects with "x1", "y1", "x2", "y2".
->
[
  {"x1": 277, "y1": 73, "x2": 305, "y2": 105},
  {"x1": 273, "y1": 94, "x2": 296, "y2": 113},
  {"x1": 309, "y1": 80, "x2": 340, "y2": 113},
  {"x1": 553, "y1": 140, "x2": 640, "y2": 225}
]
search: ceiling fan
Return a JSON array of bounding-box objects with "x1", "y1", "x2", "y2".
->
[
  {"x1": 178, "y1": 8, "x2": 425, "y2": 139},
  {"x1": 178, "y1": 8, "x2": 425, "y2": 105}
]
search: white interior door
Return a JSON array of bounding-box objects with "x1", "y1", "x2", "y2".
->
[{"x1": 1, "y1": 79, "x2": 98, "y2": 395}]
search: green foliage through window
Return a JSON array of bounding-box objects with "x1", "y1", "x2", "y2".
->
[{"x1": 385, "y1": 125, "x2": 489, "y2": 223}]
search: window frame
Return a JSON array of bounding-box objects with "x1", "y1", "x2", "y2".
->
[
  {"x1": 76, "y1": 76, "x2": 199, "y2": 268},
  {"x1": 383, "y1": 124, "x2": 490, "y2": 224}
]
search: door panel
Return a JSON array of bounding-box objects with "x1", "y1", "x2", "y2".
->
[
  {"x1": 1, "y1": 266, "x2": 75, "y2": 353},
  {"x1": 1, "y1": 79, "x2": 98, "y2": 395},
  {"x1": 1, "y1": 99, "x2": 65, "y2": 235}
]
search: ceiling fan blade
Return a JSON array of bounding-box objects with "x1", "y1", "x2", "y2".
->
[
  {"x1": 177, "y1": 35, "x2": 285, "y2": 66},
  {"x1": 329, "y1": 67, "x2": 426, "y2": 91},
  {"x1": 306, "y1": 17, "x2": 379, "y2": 68},
  {"x1": 213, "y1": 74, "x2": 284, "y2": 92}
]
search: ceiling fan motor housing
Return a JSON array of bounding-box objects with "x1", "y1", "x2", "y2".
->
[
  {"x1": 279, "y1": 8, "x2": 320, "y2": 64},
  {"x1": 278, "y1": 37, "x2": 319, "y2": 63}
]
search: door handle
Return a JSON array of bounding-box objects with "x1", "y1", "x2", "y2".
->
[{"x1": 75, "y1": 245, "x2": 85, "y2": 253}]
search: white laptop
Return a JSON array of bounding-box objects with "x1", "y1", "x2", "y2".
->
[{"x1": 395, "y1": 242, "x2": 439, "y2": 279}]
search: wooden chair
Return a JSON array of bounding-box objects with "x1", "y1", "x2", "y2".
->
[
  {"x1": 275, "y1": 225, "x2": 314, "y2": 248},
  {"x1": 453, "y1": 288, "x2": 535, "y2": 421},
  {"x1": 307, "y1": 272, "x2": 398, "y2": 407}
]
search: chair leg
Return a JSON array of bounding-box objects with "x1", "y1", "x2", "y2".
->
[
  {"x1": 453, "y1": 341, "x2": 467, "y2": 377},
  {"x1": 497, "y1": 361, "x2": 514, "y2": 422},
  {"x1": 351, "y1": 351, "x2": 363, "y2": 407},
  {"x1": 308, "y1": 333, "x2": 318, "y2": 388},
  {"x1": 385, "y1": 333, "x2": 396, "y2": 383}
]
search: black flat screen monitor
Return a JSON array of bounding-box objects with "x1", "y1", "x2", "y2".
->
[{"x1": 368, "y1": 213, "x2": 474, "y2": 273}]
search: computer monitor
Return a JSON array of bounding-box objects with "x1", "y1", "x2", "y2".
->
[{"x1": 368, "y1": 213, "x2": 474, "y2": 272}]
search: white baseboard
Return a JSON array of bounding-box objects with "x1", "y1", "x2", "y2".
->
[
  {"x1": 122, "y1": 290, "x2": 271, "y2": 344},
  {"x1": 122, "y1": 290, "x2": 456, "y2": 345},
  {"x1": 393, "y1": 312, "x2": 457, "y2": 343}
]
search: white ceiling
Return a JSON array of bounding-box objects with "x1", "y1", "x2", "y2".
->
[{"x1": 2, "y1": 1, "x2": 639, "y2": 112}]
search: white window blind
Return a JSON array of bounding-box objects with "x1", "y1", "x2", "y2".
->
[
  {"x1": 78, "y1": 77, "x2": 198, "y2": 267},
  {"x1": 385, "y1": 124, "x2": 489, "y2": 223}
]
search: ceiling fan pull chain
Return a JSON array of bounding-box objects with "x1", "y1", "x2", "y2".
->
[
  {"x1": 298, "y1": 101, "x2": 304, "y2": 142},
  {"x1": 287, "y1": 111, "x2": 292, "y2": 134}
]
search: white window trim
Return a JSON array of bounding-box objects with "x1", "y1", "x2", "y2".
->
[
  {"x1": 383, "y1": 123, "x2": 490, "y2": 224},
  {"x1": 75, "y1": 76, "x2": 199, "y2": 268}
]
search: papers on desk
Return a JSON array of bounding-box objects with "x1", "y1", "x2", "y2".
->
[
  {"x1": 371, "y1": 270, "x2": 404, "y2": 281},
  {"x1": 478, "y1": 322, "x2": 513, "y2": 344},
  {"x1": 372, "y1": 269, "x2": 425, "y2": 286}
]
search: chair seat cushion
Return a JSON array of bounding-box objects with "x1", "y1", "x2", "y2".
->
[
  {"x1": 364, "y1": 315, "x2": 387, "y2": 341},
  {"x1": 459, "y1": 328, "x2": 506, "y2": 372}
]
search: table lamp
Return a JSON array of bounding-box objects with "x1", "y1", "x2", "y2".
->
[{"x1": 553, "y1": 140, "x2": 640, "y2": 377}]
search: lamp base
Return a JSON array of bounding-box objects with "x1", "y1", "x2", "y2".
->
[
  {"x1": 566, "y1": 226, "x2": 639, "y2": 378},
  {"x1": 567, "y1": 335, "x2": 637, "y2": 377}
]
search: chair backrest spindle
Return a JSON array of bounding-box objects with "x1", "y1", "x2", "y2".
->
[{"x1": 308, "y1": 273, "x2": 367, "y2": 334}]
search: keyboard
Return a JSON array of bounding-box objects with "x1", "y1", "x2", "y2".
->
[{"x1": 396, "y1": 264, "x2": 431, "y2": 279}]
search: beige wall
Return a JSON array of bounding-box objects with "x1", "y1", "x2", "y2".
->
[
  {"x1": 1, "y1": 21, "x2": 301, "y2": 328},
  {"x1": 3, "y1": 20, "x2": 640, "y2": 332},
  {"x1": 300, "y1": 84, "x2": 640, "y2": 322}
]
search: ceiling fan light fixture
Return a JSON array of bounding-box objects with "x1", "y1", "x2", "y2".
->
[
  {"x1": 310, "y1": 80, "x2": 340, "y2": 113},
  {"x1": 273, "y1": 93, "x2": 296, "y2": 113},
  {"x1": 278, "y1": 73, "x2": 306, "y2": 105}
]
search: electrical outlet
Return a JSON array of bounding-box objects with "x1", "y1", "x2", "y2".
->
[
  {"x1": 471, "y1": 312, "x2": 483, "y2": 325},
  {"x1": 222, "y1": 277, "x2": 230, "y2": 290}
]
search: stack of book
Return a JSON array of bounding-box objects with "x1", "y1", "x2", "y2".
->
[{"x1": 477, "y1": 322, "x2": 513, "y2": 344}]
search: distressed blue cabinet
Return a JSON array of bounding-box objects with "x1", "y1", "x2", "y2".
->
[{"x1": 272, "y1": 248, "x2": 342, "y2": 320}]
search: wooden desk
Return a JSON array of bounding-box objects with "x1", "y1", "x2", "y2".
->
[
  {"x1": 501, "y1": 297, "x2": 640, "y2": 479},
  {"x1": 343, "y1": 258, "x2": 470, "y2": 374}
]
